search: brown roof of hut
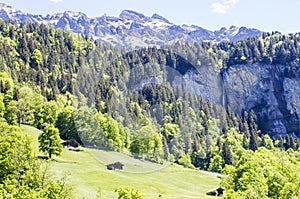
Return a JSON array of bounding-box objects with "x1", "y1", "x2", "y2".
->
[{"x1": 106, "y1": 162, "x2": 124, "y2": 170}]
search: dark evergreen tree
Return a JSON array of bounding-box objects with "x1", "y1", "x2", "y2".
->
[
  {"x1": 249, "y1": 130, "x2": 259, "y2": 151},
  {"x1": 222, "y1": 141, "x2": 233, "y2": 165}
]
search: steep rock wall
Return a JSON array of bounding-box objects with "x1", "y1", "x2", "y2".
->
[
  {"x1": 181, "y1": 63, "x2": 300, "y2": 138},
  {"x1": 223, "y1": 63, "x2": 300, "y2": 138}
]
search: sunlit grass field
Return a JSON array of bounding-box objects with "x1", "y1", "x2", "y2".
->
[{"x1": 21, "y1": 125, "x2": 221, "y2": 199}]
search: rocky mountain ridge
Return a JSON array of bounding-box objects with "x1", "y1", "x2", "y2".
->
[{"x1": 0, "y1": 3, "x2": 263, "y2": 49}]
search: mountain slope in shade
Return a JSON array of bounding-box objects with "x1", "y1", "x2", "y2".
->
[{"x1": 0, "y1": 3, "x2": 263, "y2": 49}]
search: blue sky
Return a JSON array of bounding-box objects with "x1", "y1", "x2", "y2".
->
[{"x1": 1, "y1": 0, "x2": 299, "y2": 33}]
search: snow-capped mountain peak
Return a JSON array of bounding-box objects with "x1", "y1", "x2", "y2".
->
[
  {"x1": 151, "y1": 13, "x2": 170, "y2": 24},
  {"x1": 119, "y1": 10, "x2": 148, "y2": 22},
  {"x1": 62, "y1": 11, "x2": 87, "y2": 19},
  {"x1": 0, "y1": 3, "x2": 263, "y2": 49}
]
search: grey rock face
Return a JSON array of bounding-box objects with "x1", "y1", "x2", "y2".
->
[
  {"x1": 222, "y1": 64, "x2": 285, "y2": 137},
  {"x1": 198, "y1": 63, "x2": 300, "y2": 138},
  {"x1": 172, "y1": 61, "x2": 299, "y2": 138},
  {"x1": 163, "y1": 59, "x2": 299, "y2": 138},
  {"x1": 284, "y1": 78, "x2": 300, "y2": 117}
]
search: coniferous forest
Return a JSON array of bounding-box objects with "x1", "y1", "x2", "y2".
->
[{"x1": 0, "y1": 19, "x2": 300, "y2": 198}]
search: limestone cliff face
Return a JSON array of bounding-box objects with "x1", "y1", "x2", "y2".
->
[
  {"x1": 284, "y1": 78, "x2": 300, "y2": 118},
  {"x1": 181, "y1": 63, "x2": 300, "y2": 138},
  {"x1": 223, "y1": 63, "x2": 300, "y2": 138}
]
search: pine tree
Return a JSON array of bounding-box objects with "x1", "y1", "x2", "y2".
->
[
  {"x1": 242, "y1": 134, "x2": 249, "y2": 149},
  {"x1": 277, "y1": 136, "x2": 284, "y2": 149},
  {"x1": 248, "y1": 110, "x2": 259, "y2": 151},
  {"x1": 285, "y1": 134, "x2": 291, "y2": 150},
  {"x1": 222, "y1": 141, "x2": 233, "y2": 165},
  {"x1": 290, "y1": 136, "x2": 295, "y2": 150},
  {"x1": 249, "y1": 130, "x2": 259, "y2": 151}
]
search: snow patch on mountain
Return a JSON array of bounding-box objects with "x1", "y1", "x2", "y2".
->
[{"x1": 0, "y1": 2, "x2": 263, "y2": 49}]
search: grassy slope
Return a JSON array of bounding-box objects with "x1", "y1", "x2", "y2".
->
[{"x1": 21, "y1": 125, "x2": 220, "y2": 199}]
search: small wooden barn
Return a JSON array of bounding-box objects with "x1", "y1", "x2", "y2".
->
[
  {"x1": 106, "y1": 162, "x2": 124, "y2": 170},
  {"x1": 62, "y1": 139, "x2": 79, "y2": 148},
  {"x1": 206, "y1": 187, "x2": 224, "y2": 196}
]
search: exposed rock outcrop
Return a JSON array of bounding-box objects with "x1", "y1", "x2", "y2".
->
[{"x1": 178, "y1": 63, "x2": 299, "y2": 138}]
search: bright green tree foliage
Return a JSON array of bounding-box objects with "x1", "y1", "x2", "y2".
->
[
  {"x1": 161, "y1": 123, "x2": 179, "y2": 142},
  {"x1": 222, "y1": 148, "x2": 300, "y2": 198},
  {"x1": 0, "y1": 121, "x2": 73, "y2": 198},
  {"x1": 38, "y1": 124, "x2": 62, "y2": 158},
  {"x1": 0, "y1": 122, "x2": 31, "y2": 183},
  {"x1": 129, "y1": 125, "x2": 162, "y2": 158},
  {"x1": 31, "y1": 49, "x2": 43, "y2": 66},
  {"x1": 55, "y1": 106, "x2": 80, "y2": 142},
  {"x1": 97, "y1": 112, "x2": 127, "y2": 150},
  {"x1": 114, "y1": 187, "x2": 143, "y2": 199}
]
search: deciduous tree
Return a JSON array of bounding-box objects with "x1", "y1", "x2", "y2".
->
[{"x1": 38, "y1": 124, "x2": 62, "y2": 159}]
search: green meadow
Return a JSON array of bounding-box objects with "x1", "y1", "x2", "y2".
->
[{"x1": 21, "y1": 125, "x2": 221, "y2": 199}]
